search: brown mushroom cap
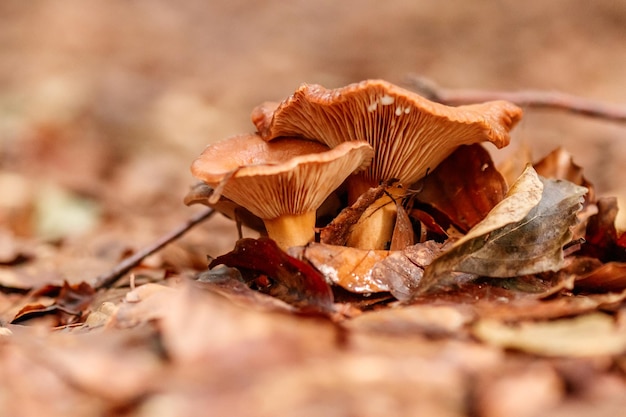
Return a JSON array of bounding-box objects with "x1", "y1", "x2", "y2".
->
[
  {"x1": 190, "y1": 133, "x2": 373, "y2": 221},
  {"x1": 253, "y1": 79, "x2": 522, "y2": 186}
]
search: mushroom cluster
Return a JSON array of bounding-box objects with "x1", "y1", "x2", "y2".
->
[{"x1": 189, "y1": 79, "x2": 522, "y2": 251}]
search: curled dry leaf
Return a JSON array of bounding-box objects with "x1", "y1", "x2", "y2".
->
[
  {"x1": 574, "y1": 260, "x2": 626, "y2": 292},
  {"x1": 319, "y1": 183, "x2": 387, "y2": 246},
  {"x1": 413, "y1": 144, "x2": 508, "y2": 233},
  {"x1": 390, "y1": 201, "x2": 415, "y2": 251},
  {"x1": 302, "y1": 243, "x2": 390, "y2": 293},
  {"x1": 419, "y1": 165, "x2": 587, "y2": 294},
  {"x1": 473, "y1": 313, "x2": 626, "y2": 357},
  {"x1": 534, "y1": 146, "x2": 597, "y2": 240},
  {"x1": 533, "y1": 146, "x2": 594, "y2": 203},
  {"x1": 209, "y1": 238, "x2": 334, "y2": 313},
  {"x1": 579, "y1": 197, "x2": 626, "y2": 263},
  {"x1": 11, "y1": 281, "x2": 95, "y2": 325},
  {"x1": 302, "y1": 240, "x2": 443, "y2": 300}
]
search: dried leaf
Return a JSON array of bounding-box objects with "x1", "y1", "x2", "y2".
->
[
  {"x1": 414, "y1": 144, "x2": 508, "y2": 233},
  {"x1": 419, "y1": 166, "x2": 587, "y2": 293},
  {"x1": 196, "y1": 266, "x2": 298, "y2": 313},
  {"x1": 209, "y1": 238, "x2": 334, "y2": 313},
  {"x1": 302, "y1": 241, "x2": 442, "y2": 300},
  {"x1": 409, "y1": 208, "x2": 448, "y2": 239},
  {"x1": 372, "y1": 241, "x2": 444, "y2": 301},
  {"x1": 579, "y1": 197, "x2": 626, "y2": 262},
  {"x1": 534, "y1": 146, "x2": 594, "y2": 202},
  {"x1": 302, "y1": 243, "x2": 390, "y2": 293},
  {"x1": 320, "y1": 184, "x2": 386, "y2": 246},
  {"x1": 574, "y1": 261, "x2": 626, "y2": 292},
  {"x1": 390, "y1": 202, "x2": 415, "y2": 250},
  {"x1": 11, "y1": 281, "x2": 95, "y2": 325},
  {"x1": 473, "y1": 313, "x2": 626, "y2": 357}
]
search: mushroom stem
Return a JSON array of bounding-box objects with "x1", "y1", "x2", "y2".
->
[
  {"x1": 263, "y1": 211, "x2": 317, "y2": 250},
  {"x1": 347, "y1": 185, "x2": 407, "y2": 250}
]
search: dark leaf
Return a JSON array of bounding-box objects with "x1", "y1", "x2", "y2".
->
[
  {"x1": 390, "y1": 202, "x2": 415, "y2": 251},
  {"x1": 320, "y1": 184, "x2": 386, "y2": 246},
  {"x1": 302, "y1": 240, "x2": 443, "y2": 301},
  {"x1": 209, "y1": 238, "x2": 334, "y2": 313},
  {"x1": 11, "y1": 281, "x2": 95, "y2": 324},
  {"x1": 534, "y1": 146, "x2": 595, "y2": 203},
  {"x1": 578, "y1": 197, "x2": 626, "y2": 262},
  {"x1": 574, "y1": 261, "x2": 626, "y2": 292},
  {"x1": 413, "y1": 144, "x2": 508, "y2": 233}
]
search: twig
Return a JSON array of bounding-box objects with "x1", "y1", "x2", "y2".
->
[
  {"x1": 93, "y1": 207, "x2": 216, "y2": 290},
  {"x1": 405, "y1": 75, "x2": 626, "y2": 124}
]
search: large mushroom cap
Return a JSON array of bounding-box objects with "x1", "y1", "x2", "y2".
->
[
  {"x1": 253, "y1": 79, "x2": 522, "y2": 186},
  {"x1": 190, "y1": 133, "x2": 373, "y2": 220}
]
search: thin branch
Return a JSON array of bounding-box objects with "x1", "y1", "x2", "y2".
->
[
  {"x1": 405, "y1": 75, "x2": 626, "y2": 124},
  {"x1": 94, "y1": 207, "x2": 216, "y2": 290}
]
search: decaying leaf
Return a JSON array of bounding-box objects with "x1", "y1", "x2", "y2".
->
[
  {"x1": 372, "y1": 241, "x2": 444, "y2": 300},
  {"x1": 320, "y1": 184, "x2": 387, "y2": 246},
  {"x1": 574, "y1": 260, "x2": 626, "y2": 292},
  {"x1": 579, "y1": 197, "x2": 626, "y2": 263},
  {"x1": 414, "y1": 144, "x2": 508, "y2": 233},
  {"x1": 209, "y1": 238, "x2": 334, "y2": 313},
  {"x1": 11, "y1": 281, "x2": 96, "y2": 325},
  {"x1": 419, "y1": 165, "x2": 587, "y2": 294},
  {"x1": 390, "y1": 201, "x2": 415, "y2": 250},
  {"x1": 473, "y1": 313, "x2": 626, "y2": 357},
  {"x1": 196, "y1": 266, "x2": 298, "y2": 313},
  {"x1": 302, "y1": 243, "x2": 391, "y2": 293},
  {"x1": 302, "y1": 240, "x2": 443, "y2": 300},
  {"x1": 533, "y1": 146, "x2": 594, "y2": 203}
]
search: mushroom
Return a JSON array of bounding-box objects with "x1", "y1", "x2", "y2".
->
[
  {"x1": 190, "y1": 133, "x2": 373, "y2": 250},
  {"x1": 253, "y1": 79, "x2": 522, "y2": 249}
]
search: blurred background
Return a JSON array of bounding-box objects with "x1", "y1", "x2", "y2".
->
[{"x1": 1, "y1": 0, "x2": 625, "y2": 254}]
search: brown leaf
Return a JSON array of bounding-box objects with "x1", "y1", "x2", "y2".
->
[
  {"x1": 320, "y1": 184, "x2": 386, "y2": 246},
  {"x1": 414, "y1": 144, "x2": 508, "y2": 233},
  {"x1": 302, "y1": 240, "x2": 443, "y2": 300},
  {"x1": 534, "y1": 147, "x2": 595, "y2": 203},
  {"x1": 390, "y1": 202, "x2": 415, "y2": 250},
  {"x1": 579, "y1": 197, "x2": 626, "y2": 262},
  {"x1": 574, "y1": 261, "x2": 626, "y2": 292},
  {"x1": 372, "y1": 241, "x2": 444, "y2": 301},
  {"x1": 196, "y1": 266, "x2": 298, "y2": 314},
  {"x1": 408, "y1": 208, "x2": 448, "y2": 239},
  {"x1": 302, "y1": 243, "x2": 390, "y2": 293},
  {"x1": 473, "y1": 313, "x2": 626, "y2": 357},
  {"x1": 11, "y1": 281, "x2": 95, "y2": 325},
  {"x1": 209, "y1": 238, "x2": 334, "y2": 313},
  {"x1": 420, "y1": 166, "x2": 587, "y2": 294}
]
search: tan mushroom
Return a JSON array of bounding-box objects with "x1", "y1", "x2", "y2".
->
[
  {"x1": 190, "y1": 133, "x2": 373, "y2": 250},
  {"x1": 253, "y1": 79, "x2": 522, "y2": 249}
]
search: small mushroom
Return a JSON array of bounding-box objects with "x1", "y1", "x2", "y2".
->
[
  {"x1": 253, "y1": 79, "x2": 522, "y2": 249},
  {"x1": 190, "y1": 133, "x2": 373, "y2": 250}
]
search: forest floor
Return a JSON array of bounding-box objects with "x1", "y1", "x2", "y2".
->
[{"x1": 1, "y1": 1, "x2": 626, "y2": 416}]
